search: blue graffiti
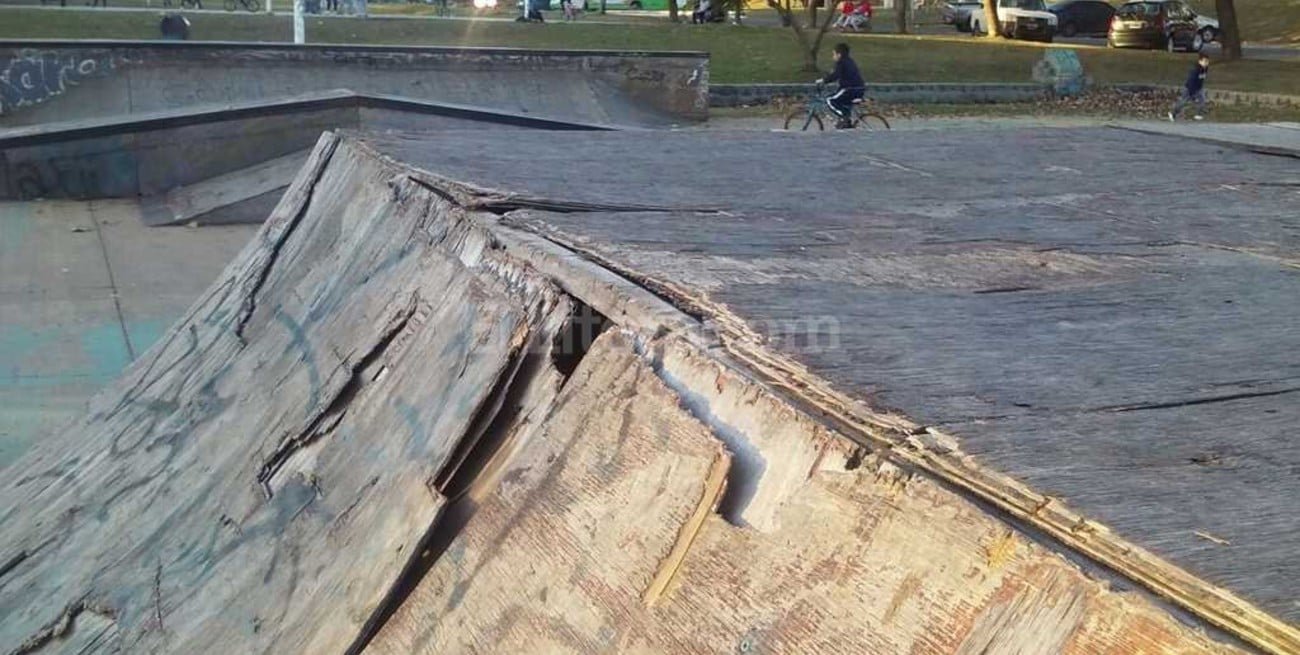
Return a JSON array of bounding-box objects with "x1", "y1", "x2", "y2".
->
[{"x1": 0, "y1": 49, "x2": 136, "y2": 116}]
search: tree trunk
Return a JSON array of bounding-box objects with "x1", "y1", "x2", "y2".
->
[
  {"x1": 897, "y1": 0, "x2": 910, "y2": 34},
  {"x1": 600, "y1": 0, "x2": 606, "y2": 13},
  {"x1": 1213, "y1": 0, "x2": 1241, "y2": 60},
  {"x1": 980, "y1": 0, "x2": 998, "y2": 36},
  {"x1": 668, "y1": 0, "x2": 679, "y2": 22},
  {"x1": 769, "y1": 0, "x2": 842, "y2": 71}
]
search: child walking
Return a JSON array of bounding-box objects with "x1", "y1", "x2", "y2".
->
[{"x1": 1169, "y1": 53, "x2": 1210, "y2": 121}]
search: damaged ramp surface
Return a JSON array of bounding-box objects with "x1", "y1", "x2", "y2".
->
[
  {"x1": 0, "y1": 134, "x2": 575, "y2": 653},
  {"x1": 0, "y1": 130, "x2": 1290, "y2": 655}
]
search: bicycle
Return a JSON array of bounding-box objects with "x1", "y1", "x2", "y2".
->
[
  {"x1": 782, "y1": 83, "x2": 891, "y2": 132},
  {"x1": 224, "y1": 0, "x2": 258, "y2": 11}
]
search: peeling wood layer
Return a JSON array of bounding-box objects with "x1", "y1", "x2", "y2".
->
[{"x1": 1, "y1": 130, "x2": 1293, "y2": 655}]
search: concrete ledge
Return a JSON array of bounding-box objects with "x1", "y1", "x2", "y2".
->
[
  {"x1": 711, "y1": 82, "x2": 1300, "y2": 109},
  {"x1": 711, "y1": 82, "x2": 1052, "y2": 107}
]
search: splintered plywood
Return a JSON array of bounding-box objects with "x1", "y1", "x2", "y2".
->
[
  {"x1": 366, "y1": 330, "x2": 730, "y2": 655},
  {"x1": 630, "y1": 335, "x2": 1242, "y2": 655},
  {"x1": 0, "y1": 134, "x2": 569, "y2": 654}
]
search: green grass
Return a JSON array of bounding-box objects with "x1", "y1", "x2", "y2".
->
[{"x1": 1, "y1": 6, "x2": 1298, "y2": 95}]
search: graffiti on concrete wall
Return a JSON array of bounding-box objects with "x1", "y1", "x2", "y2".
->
[
  {"x1": 0, "y1": 49, "x2": 136, "y2": 116},
  {"x1": 2, "y1": 150, "x2": 139, "y2": 200}
]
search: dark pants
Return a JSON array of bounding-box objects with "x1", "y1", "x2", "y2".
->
[
  {"x1": 1171, "y1": 88, "x2": 1207, "y2": 118},
  {"x1": 826, "y1": 87, "x2": 864, "y2": 120}
]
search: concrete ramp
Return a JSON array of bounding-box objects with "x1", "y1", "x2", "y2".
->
[
  {"x1": 0, "y1": 41, "x2": 709, "y2": 129},
  {"x1": 0, "y1": 131, "x2": 1279, "y2": 655},
  {"x1": 139, "y1": 150, "x2": 309, "y2": 226}
]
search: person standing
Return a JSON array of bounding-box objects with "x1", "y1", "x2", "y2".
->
[
  {"x1": 1169, "y1": 53, "x2": 1210, "y2": 121},
  {"x1": 692, "y1": 0, "x2": 712, "y2": 24}
]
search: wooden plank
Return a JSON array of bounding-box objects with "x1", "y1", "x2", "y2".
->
[
  {"x1": 365, "y1": 330, "x2": 731, "y2": 655},
  {"x1": 0, "y1": 134, "x2": 571, "y2": 654}
]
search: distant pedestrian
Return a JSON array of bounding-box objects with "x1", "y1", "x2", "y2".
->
[
  {"x1": 1169, "y1": 52, "x2": 1210, "y2": 121},
  {"x1": 562, "y1": 0, "x2": 578, "y2": 20},
  {"x1": 834, "y1": 0, "x2": 855, "y2": 30},
  {"x1": 850, "y1": 0, "x2": 871, "y2": 31},
  {"x1": 326, "y1": 0, "x2": 339, "y2": 12},
  {"x1": 691, "y1": 0, "x2": 711, "y2": 24}
]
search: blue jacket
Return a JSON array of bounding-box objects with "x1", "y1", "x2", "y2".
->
[
  {"x1": 1185, "y1": 63, "x2": 1207, "y2": 93},
  {"x1": 825, "y1": 56, "x2": 865, "y2": 90}
]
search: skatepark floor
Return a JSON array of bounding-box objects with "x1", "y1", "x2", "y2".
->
[{"x1": 0, "y1": 199, "x2": 256, "y2": 469}]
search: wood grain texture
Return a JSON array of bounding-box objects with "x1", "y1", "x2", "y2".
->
[
  {"x1": 365, "y1": 326, "x2": 1243, "y2": 655},
  {"x1": 353, "y1": 129, "x2": 1300, "y2": 649},
  {"x1": 0, "y1": 133, "x2": 571, "y2": 654},
  {"x1": 365, "y1": 330, "x2": 730, "y2": 655}
]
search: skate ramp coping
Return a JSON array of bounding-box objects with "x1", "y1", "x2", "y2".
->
[{"x1": 0, "y1": 40, "x2": 709, "y2": 129}]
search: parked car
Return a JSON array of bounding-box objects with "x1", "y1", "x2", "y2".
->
[
  {"x1": 1049, "y1": 0, "x2": 1114, "y2": 36},
  {"x1": 968, "y1": 0, "x2": 1057, "y2": 42},
  {"x1": 1108, "y1": 0, "x2": 1207, "y2": 51},
  {"x1": 1194, "y1": 12, "x2": 1219, "y2": 42},
  {"x1": 942, "y1": 0, "x2": 983, "y2": 31}
]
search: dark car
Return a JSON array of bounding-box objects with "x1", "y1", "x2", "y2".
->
[
  {"x1": 1108, "y1": 0, "x2": 1205, "y2": 51},
  {"x1": 1049, "y1": 0, "x2": 1114, "y2": 36}
]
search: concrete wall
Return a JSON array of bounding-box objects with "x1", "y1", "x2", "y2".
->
[
  {"x1": 0, "y1": 41, "x2": 709, "y2": 127},
  {"x1": 0, "y1": 92, "x2": 608, "y2": 201}
]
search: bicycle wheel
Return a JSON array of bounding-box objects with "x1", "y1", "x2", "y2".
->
[
  {"x1": 854, "y1": 110, "x2": 890, "y2": 131},
  {"x1": 783, "y1": 109, "x2": 824, "y2": 132}
]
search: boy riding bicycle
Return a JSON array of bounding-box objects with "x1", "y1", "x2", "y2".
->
[{"x1": 815, "y1": 43, "x2": 865, "y2": 129}]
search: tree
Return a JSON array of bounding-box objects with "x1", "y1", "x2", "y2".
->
[
  {"x1": 767, "y1": 0, "x2": 846, "y2": 72},
  {"x1": 1214, "y1": 0, "x2": 1242, "y2": 60},
  {"x1": 668, "y1": 0, "x2": 680, "y2": 22},
  {"x1": 897, "y1": 0, "x2": 911, "y2": 34},
  {"x1": 980, "y1": 0, "x2": 1000, "y2": 37}
]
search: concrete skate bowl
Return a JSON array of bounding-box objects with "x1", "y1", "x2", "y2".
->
[
  {"x1": 0, "y1": 41, "x2": 709, "y2": 129},
  {"x1": 2, "y1": 128, "x2": 1298, "y2": 655},
  {"x1": 0, "y1": 90, "x2": 611, "y2": 224}
]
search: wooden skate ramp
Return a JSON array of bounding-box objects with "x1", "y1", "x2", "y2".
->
[{"x1": 0, "y1": 130, "x2": 1293, "y2": 655}]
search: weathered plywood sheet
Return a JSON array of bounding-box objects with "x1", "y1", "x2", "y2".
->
[
  {"x1": 0, "y1": 134, "x2": 570, "y2": 654},
  {"x1": 353, "y1": 128, "x2": 1300, "y2": 646},
  {"x1": 366, "y1": 330, "x2": 730, "y2": 655},
  {"x1": 371, "y1": 128, "x2": 1300, "y2": 629},
  {"x1": 642, "y1": 335, "x2": 1241, "y2": 655},
  {"x1": 366, "y1": 328, "x2": 1241, "y2": 655}
]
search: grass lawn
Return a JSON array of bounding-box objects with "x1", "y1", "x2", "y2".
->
[{"x1": 1, "y1": 6, "x2": 1298, "y2": 95}]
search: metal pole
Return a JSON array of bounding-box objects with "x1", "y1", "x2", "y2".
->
[
  {"x1": 265, "y1": 0, "x2": 272, "y2": 14},
  {"x1": 294, "y1": 0, "x2": 305, "y2": 43}
]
